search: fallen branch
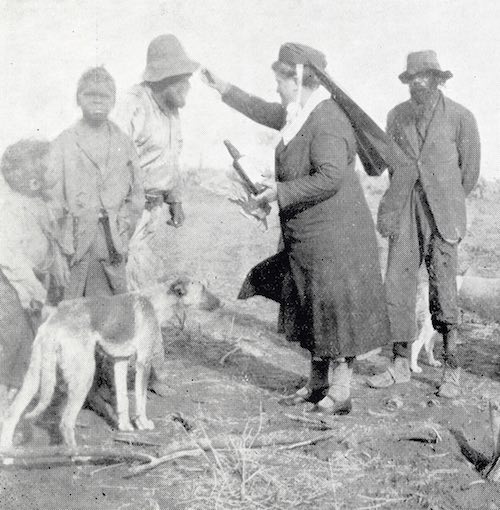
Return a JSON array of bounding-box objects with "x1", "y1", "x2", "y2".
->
[
  {"x1": 277, "y1": 430, "x2": 336, "y2": 450},
  {"x1": 219, "y1": 344, "x2": 242, "y2": 365},
  {"x1": 113, "y1": 435, "x2": 163, "y2": 448},
  {"x1": 124, "y1": 448, "x2": 203, "y2": 477},
  {"x1": 1, "y1": 447, "x2": 154, "y2": 469},
  {"x1": 126, "y1": 430, "x2": 337, "y2": 477},
  {"x1": 284, "y1": 413, "x2": 336, "y2": 430},
  {"x1": 483, "y1": 399, "x2": 500, "y2": 482}
]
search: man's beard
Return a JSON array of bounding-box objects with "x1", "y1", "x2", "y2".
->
[{"x1": 410, "y1": 86, "x2": 438, "y2": 107}]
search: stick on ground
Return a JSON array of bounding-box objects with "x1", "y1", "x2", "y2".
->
[
  {"x1": 126, "y1": 430, "x2": 337, "y2": 477},
  {"x1": 1, "y1": 447, "x2": 154, "y2": 469},
  {"x1": 483, "y1": 399, "x2": 500, "y2": 482}
]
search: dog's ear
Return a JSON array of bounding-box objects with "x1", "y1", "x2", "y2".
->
[{"x1": 170, "y1": 279, "x2": 187, "y2": 297}]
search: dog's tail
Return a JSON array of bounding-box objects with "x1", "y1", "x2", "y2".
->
[
  {"x1": 0, "y1": 327, "x2": 48, "y2": 449},
  {"x1": 24, "y1": 327, "x2": 58, "y2": 420}
]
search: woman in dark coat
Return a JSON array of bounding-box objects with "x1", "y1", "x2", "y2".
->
[{"x1": 203, "y1": 43, "x2": 389, "y2": 414}]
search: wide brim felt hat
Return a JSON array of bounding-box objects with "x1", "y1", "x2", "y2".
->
[
  {"x1": 275, "y1": 42, "x2": 327, "y2": 71},
  {"x1": 399, "y1": 50, "x2": 452, "y2": 83},
  {"x1": 143, "y1": 34, "x2": 199, "y2": 82}
]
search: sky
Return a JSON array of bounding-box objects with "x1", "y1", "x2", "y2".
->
[{"x1": 0, "y1": 0, "x2": 499, "y2": 179}]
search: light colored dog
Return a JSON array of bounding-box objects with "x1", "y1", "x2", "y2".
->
[
  {"x1": 0, "y1": 277, "x2": 220, "y2": 449},
  {"x1": 410, "y1": 274, "x2": 464, "y2": 373}
]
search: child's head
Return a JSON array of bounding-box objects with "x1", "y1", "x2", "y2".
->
[
  {"x1": 76, "y1": 66, "x2": 116, "y2": 124},
  {"x1": 1, "y1": 139, "x2": 50, "y2": 197}
]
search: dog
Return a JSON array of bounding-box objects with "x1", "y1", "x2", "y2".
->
[
  {"x1": 410, "y1": 273, "x2": 465, "y2": 373},
  {"x1": 0, "y1": 277, "x2": 220, "y2": 449}
]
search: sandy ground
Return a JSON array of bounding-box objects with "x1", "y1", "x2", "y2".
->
[{"x1": 1, "y1": 179, "x2": 499, "y2": 510}]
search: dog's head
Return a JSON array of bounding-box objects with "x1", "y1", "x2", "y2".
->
[{"x1": 168, "y1": 277, "x2": 221, "y2": 311}]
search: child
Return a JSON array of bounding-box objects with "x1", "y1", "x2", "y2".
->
[
  {"x1": 46, "y1": 68, "x2": 169, "y2": 399},
  {"x1": 0, "y1": 139, "x2": 67, "y2": 406},
  {"x1": 46, "y1": 67, "x2": 144, "y2": 298}
]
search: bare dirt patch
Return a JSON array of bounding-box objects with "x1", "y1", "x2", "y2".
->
[{"x1": 1, "y1": 178, "x2": 499, "y2": 510}]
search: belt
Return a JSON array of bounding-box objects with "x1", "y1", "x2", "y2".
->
[{"x1": 144, "y1": 190, "x2": 167, "y2": 211}]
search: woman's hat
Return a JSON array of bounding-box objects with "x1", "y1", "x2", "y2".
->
[
  {"x1": 143, "y1": 34, "x2": 199, "y2": 82},
  {"x1": 276, "y1": 42, "x2": 327, "y2": 71},
  {"x1": 399, "y1": 50, "x2": 452, "y2": 83}
]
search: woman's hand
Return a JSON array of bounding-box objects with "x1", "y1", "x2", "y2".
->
[
  {"x1": 254, "y1": 181, "x2": 278, "y2": 205},
  {"x1": 200, "y1": 68, "x2": 230, "y2": 95}
]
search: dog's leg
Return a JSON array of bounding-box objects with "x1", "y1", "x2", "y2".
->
[
  {"x1": 424, "y1": 329, "x2": 442, "y2": 368},
  {"x1": 0, "y1": 338, "x2": 44, "y2": 449},
  {"x1": 134, "y1": 360, "x2": 154, "y2": 430},
  {"x1": 410, "y1": 331, "x2": 425, "y2": 373},
  {"x1": 60, "y1": 350, "x2": 96, "y2": 449},
  {"x1": 113, "y1": 359, "x2": 134, "y2": 432}
]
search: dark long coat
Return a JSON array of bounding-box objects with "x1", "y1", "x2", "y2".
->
[
  {"x1": 224, "y1": 86, "x2": 390, "y2": 358},
  {"x1": 377, "y1": 93, "x2": 480, "y2": 241}
]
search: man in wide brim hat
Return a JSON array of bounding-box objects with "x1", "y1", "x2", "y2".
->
[
  {"x1": 143, "y1": 34, "x2": 199, "y2": 82},
  {"x1": 369, "y1": 49, "x2": 480, "y2": 399},
  {"x1": 114, "y1": 34, "x2": 199, "y2": 395},
  {"x1": 398, "y1": 49, "x2": 453, "y2": 83}
]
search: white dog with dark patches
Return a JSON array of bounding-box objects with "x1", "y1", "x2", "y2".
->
[
  {"x1": 411, "y1": 274, "x2": 465, "y2": 373},
  {"x1": 0, "y1": 277, "x2": 220, "y2": 449}
]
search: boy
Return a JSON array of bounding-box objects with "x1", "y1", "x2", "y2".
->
[
  {"x1": 47, "y1": 68, "x2": 168, "y2": 398},
  {"x1": 0, "y1": 139, "x2": 67, "y2": 409},
  {"x1": 46, "y1": 67, "x2": 144, "y2": 298}
]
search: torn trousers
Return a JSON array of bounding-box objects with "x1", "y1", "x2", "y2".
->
[{"x1": 385, "y1": 183, "x2": 459, "y2": 358}]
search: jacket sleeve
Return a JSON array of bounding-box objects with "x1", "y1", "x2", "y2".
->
[
  {"x1": 458, "y1": 109, "x2": 481, "y2": 196},
  {"x1": 45, "y1": 137, "x2": 67, "y2": 222},
  {"x1": 113, "y1": 92, "x2": 146, "y2": 148},
  {"x1": 385, "y1": 109, "x2": 398, "y2": 177},
  {"x1": 44, "y1": 137, "x2": 75, "y2": 256},
  {"x1": 277, "y1": 116, "x2": 349, "y2": 210},
  {"x1": 222, "y1": 85, "x2": 286, "y2": 130}
]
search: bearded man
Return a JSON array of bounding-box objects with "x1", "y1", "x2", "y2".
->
[
  {"x1": 114, "y1": 34, "x2": 199, "y2": 289},
  {"x1": 114, "y1": 35, "x2": 199, "y2": 395},
  {"x1": 368, "y1": 50, "x2": 480, "y2": 398}
]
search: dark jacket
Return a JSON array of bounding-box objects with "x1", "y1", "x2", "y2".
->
[
  {"x1": 225, "y1": 86, "x2": 389, "y2": 358},
  {"x1": 378, "y1": 93, "x2": 480, "y2": 242}
]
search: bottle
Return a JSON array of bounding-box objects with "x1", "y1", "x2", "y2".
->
[{"x1": 223, "y1": 140, "x2": 260, "y2": 195}]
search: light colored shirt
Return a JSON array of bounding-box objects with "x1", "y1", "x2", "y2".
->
[
  {"x1": 113, "y1": 84, "x2": 183, "y2": 202},
  {"x1": 0, "y1": 191, "x2": 68, "y2": 307}
]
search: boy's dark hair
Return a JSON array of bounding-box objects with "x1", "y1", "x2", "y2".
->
[
  {"x1": 1, "y1": 139, "x2": 50, "y2": 196},
  {"x1": 76, "y1": 66, "x2": 116, "y2": 102},
  {"x1": 271, "y1": 61, "x2": 321, "y2": 89}
]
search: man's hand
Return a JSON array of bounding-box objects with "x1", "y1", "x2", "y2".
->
[
  {"x1": 29, "y1": 298, "x2": 44, "y2": 314},
  {"x1": 200, "y1": 68, "x2": 230, "y2": 95},
  {"x1": 167, "y1": 202, "x2": 185, "y2": 228}
]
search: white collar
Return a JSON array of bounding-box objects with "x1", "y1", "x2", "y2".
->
[{"x1": 280, "y1": 86, "x2": 330, "y2": 146}]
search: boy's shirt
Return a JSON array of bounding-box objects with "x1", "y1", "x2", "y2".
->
[{"x1": 46, "y1": 119, "x2": 144, "y2": 265}]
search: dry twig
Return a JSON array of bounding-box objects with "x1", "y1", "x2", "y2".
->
[{"x1": 126, "y1": 430, "x2": 336, "y2": 477}]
